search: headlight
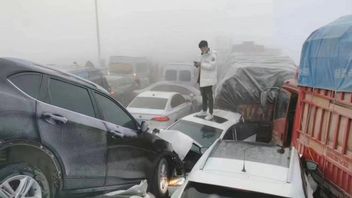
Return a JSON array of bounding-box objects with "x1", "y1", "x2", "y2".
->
[{"x1": 168, "y1": 177, "x2": 185, "y2": 186}]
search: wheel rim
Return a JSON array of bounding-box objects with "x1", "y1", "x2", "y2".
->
[
  {"x1": 0, "y1": 175, "x2": 42, "y2": 198},
  {"x1": 158, "y1": 160, "x2": 168, "y2": 194}
]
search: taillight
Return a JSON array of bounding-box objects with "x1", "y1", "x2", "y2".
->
[{"x1": 152, "y1": 116, "x2": 170, "y2": 122}]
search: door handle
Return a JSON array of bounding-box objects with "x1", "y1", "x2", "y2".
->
[
  {"x1": 108, "y1": 129, "x2": 124, "y2": 138},
  {"x1": 42, "y1": 113, "x2": 68, "y2": 125}
]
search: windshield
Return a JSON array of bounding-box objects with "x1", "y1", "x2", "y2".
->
[
  {"x1": 168, "y1": 120, "x2": 222, "y2": 148},
  {"x1": 165, "y1": 70, "x2": 177, "y2": 81},
  {"x1": 128, "y1": 97, "x2": 167, "y2": 109},
  {"x1": 181, "y1": 182, "x2": 285, "y2": 198},
  {"x1": 179, "y1": 70, "x2": 191, "y2": 82}
]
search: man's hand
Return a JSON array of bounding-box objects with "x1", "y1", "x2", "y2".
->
[{"x1": 193, "y1": 61, "x2": 200, "y2": 68}]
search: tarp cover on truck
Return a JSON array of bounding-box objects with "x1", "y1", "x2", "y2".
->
[
  {"x1": 215, "y1": 65, "x2": 296, "y2": 112},
  {"x1": 299, "y1": 15, "x2": 352, "y2": 92}
]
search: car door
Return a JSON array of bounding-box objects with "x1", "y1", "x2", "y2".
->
[
  {"x1": 169, "y1": 94, "x2": 191, "y2": 122},
  {"x1": 92, "y1": 92, "x2": 154, "y2": 186},
  {"x1": 36, "y1": 76, "x2": 107, "y2": 189}
]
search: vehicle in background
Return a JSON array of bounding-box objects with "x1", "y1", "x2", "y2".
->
[
  {"x1": 162, "y1": 63, "x2": 197, "y2": 87},
  {"x1": 171, "y1": 140, "x2": 315, "y2": 198},
  {"x1": 106, "y1": 74, "x2": 139, "y2": 106},
  {"x1": 159, "y1": 109, "x2": 256, "y2": 172},
  {"x1": 59, "y1": 62, "x2": 112, "y2": 93},
  {"x1": 0, "y1": 58, "x2": 182, "y2": 198},
  {"x1": 134, "y1": 81, "x2": 202, "y2": 111},
  {"x1": 215, "y1": 64, "x2": 296, "y2": 143},
  {"x1": 272, "y1": 16, "x2": 352, "y2": 197},
  {"x1": 108, "y1": 56, "x2": 154, "y2": 89},
  {"x1": 127, "y1": 91, "x2": 193, "y2": 131}
]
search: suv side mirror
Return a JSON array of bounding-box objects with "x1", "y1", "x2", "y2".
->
[
  {"x1": 305, "y1": 160, "x2": 318, "y2": 172},
  {"x1": 239, "y1": 116, "x2": 245, "y2": 124},
  {"x1": 140, "y1": 121, "x2": 149, "y2": 133}
]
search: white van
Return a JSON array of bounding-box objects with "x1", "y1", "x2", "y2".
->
[{"x1": 163, "y1": 63, "x2": 197, "y2": 86}]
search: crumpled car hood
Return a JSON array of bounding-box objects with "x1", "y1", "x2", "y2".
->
[{"x1": 157, "y1": 130, "x2": 193, "y2": 160}]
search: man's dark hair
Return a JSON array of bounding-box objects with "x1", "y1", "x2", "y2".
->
[{"x1": 199, "y1": 40, "x2": 208, "y2": 48}]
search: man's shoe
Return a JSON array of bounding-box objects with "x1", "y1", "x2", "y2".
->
[
  {"x1": 196, "y1": 110, "x2": 207, "y2": 116},
  {"x1": 205, "y1": 114, "x2": 213, "y2": 120}
]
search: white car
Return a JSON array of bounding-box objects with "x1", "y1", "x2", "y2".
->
[
  {"x1": 133, "y1": 81, "x2": 202, "y2": 111},
  {"x1": 158, "y1": 109, "x2": 257, "y2": 171},
  {"x1": 171, "y1": 140, "x2": 315, "y2": 198},
  {"x1": 127, "y1": 91, "x2": 193, "y2": 130}
]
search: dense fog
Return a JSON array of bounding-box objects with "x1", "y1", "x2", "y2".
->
[{"x1": 0, "y1": 0, "x2": 351, "y2": 66}]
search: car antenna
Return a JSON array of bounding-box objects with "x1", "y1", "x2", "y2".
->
[
  {"x1": 242, "y1": 146, "x2": 254, "y2": 173},
  {"x1": 242, "y1": 148, "x2": 247, "y2": 172}
]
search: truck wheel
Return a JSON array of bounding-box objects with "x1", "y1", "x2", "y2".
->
[
  {"x1": 0, "y1": 163, "x2": 52, "y2": 198},
  {"x1": 149, "y1": 158, "x2": 169, "y2": 198}
]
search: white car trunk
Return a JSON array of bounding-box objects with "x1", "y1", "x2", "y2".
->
[
  {"x1": 127, "y1": 107, "x2": 172, "y2": 130},
  {"x1": 127, "y1": 107, "x2": 165, "y2": 121}
]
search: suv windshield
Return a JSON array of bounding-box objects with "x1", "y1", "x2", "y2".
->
[
  {"x1": 181, "y1": 182, "x2": 285, "y2": 198},
  {"x1": 168, "y1": 120, "x2": 222, "y2": 148}
]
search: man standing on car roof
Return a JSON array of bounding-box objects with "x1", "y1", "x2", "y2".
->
[{"x1": 194, "y1": 40, "x2": 217, "y2": 120}]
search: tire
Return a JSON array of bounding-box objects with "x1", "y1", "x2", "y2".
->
[
  {"x1": 0, "y1": 163, "x2": 52, "y2": 198},
  {"x1": 149, "y1": 158, "x2": 169, "y2": 198}
]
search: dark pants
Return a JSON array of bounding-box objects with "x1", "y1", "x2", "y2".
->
[{"x1": 200, "y1": 86, "x2": 213, "y2": 114}]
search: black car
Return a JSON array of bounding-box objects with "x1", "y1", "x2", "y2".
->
[{"x1": 0, "y1": 58, "x2": 182, "y2": 198}]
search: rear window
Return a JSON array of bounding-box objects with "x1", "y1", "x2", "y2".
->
[
  {"x1": 181, "y1": 182, "x2": 285, "y2": 198},
  {"x1": 165, "y1": 70, "x2": 177, "y2": 81},
  {"x1": 179, "y1": 70, "x2": 191, "y2": 82},
  {"x1": 128, "y1": 97, "x2": 168, "y2": 109},
  {"x1": 151, "y1": 85, "x2": 192, "y2": 95}
]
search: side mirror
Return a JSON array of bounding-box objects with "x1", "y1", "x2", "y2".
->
[
  {"x1": 140, "y1": 121, "x2": 149, "y2": 133},
  {"x1": 200, "y1": 147, "x2": 207, "y2": 154},
  {"x1": 239, "y1": 116, "x2": 245, "y2": 124},
  {"x1": 305, "y1": 160, "x2": 318, "y2": 172}
]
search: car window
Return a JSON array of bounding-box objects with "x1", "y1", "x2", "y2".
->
[
  {"x1": 275, "y1": 91, "x2": 289, "y2": 119},
  {"x1": 165, "y1": 70, "x2": 177, "y2": 81},
  {"x1": 151, "y1": 85, "x2": 192, "y2": 95},
  {"x1": 170, "y1": 94, "x2": 186, "y2": 108},
  {"x1": 95, "y1": 93, "x2": 137, "y2": 130},
  {"x1": 168, "y1": 120, "x2": 222, "y2": 148},
  {"x1": 179, "y1": 70, "x2": 191, "y2": 82},
  {"x1": 48, "y1": 78, "x2": 95, "y2": 117},
  {"x1": 128, "y1": 97, "x2": 168, "y2": 110},
  {"x1": 9, "y1": 73, "x2": 42, "y2": 99}
]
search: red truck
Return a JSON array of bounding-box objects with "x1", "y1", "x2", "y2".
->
[
  {"x1": 273, "y1": 16, "x2": 352, "y2": 197},
  {"x1": 216, "y1": 16, "x2": 351, "y2": 197}
]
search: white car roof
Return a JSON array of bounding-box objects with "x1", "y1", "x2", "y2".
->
[
  {"x1": 136, "y1": 91, "x2": 178, "y2": 99},
  {"x1": 178, "y1": 109, "x2": 242, "y2": 131},
  {"x1": 185, "y1": 141, "x2": 306, "y2": 198}
]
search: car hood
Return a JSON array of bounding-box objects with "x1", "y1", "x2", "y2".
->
[{"x1": 157, "y1": 130, "x2": 193, "y2": 160}]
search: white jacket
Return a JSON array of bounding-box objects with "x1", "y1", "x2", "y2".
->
[{"x1": 198, "y1": 49, "x2": 217, "y2": 87}]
